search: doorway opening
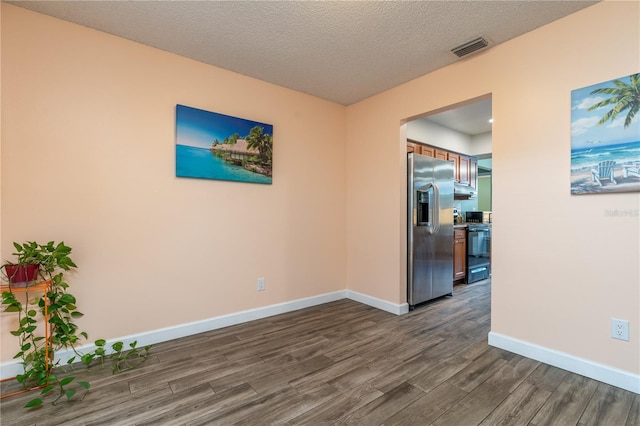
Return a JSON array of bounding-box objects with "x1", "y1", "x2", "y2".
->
[{"x1": 404, "y1": 94, "x2": 493, "y2": 308}]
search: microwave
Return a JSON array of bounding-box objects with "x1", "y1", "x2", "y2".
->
[
  {"x1": 466, "y1": 211, "x2": 482, "y2": 223},
  {"x1": 466, "y1": 211, "x2": 492, "y2": 223}
]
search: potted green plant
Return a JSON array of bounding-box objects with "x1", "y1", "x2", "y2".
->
[
  {"x1": 1, "y1": 241, "x2": 150, "y2": 407},
  {"x1": 1, "y1": 242, "x2": 46, "y2": 285}
]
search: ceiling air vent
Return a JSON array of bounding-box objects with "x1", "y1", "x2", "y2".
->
[{"x1": 451, "y1": 37, "x2": 489, "y2": 58}]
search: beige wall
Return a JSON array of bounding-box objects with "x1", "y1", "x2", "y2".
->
[
  {"x1": 346, "y1": 0, "x2": 639, "y2": 374},
  {"x1": 1, "y1": 5, "x2": 346, "y2": 361}
]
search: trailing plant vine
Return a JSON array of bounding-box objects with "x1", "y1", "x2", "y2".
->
[{"x1": 1, "y1": 241, "x2": 151, "y2": 408}]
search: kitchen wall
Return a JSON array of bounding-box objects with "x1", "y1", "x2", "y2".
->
[
  {"x1": 477, "y1": 158, "x2": 492, "y2": 211},
  {"x1": 346, "y1": 0, "x2": 639, "y2": 386},
  {"x1": 406, "y1": 118, "x2": 492, "y2": 157},
  {"x1": 407, "y1": 118, "x2": 472, "y2": 153},
  {"x1": 1, "y1": 4, "x2": 347, "y2": 363},
  {"x1": 469, "y1": 132, "x2": 492, "y2": 157},
  {"x1": 476, "y1": 177, "x2": 492, "y2": 212}
]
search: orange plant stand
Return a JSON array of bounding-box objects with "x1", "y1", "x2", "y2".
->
[{"x1": 0, "y1": 280, "x2": 52, "y2": 398}]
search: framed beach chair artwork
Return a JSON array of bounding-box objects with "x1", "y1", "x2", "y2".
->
[
  {"x1": 570, "y1": 73, "x2": 640, "y2": 195},
  {"x1": 175, "y1": 104, "x2": 273, "y2": 184}
]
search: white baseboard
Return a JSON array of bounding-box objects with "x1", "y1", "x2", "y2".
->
[
  {"x1": 488, "y1": 331, "x2": 640, "y2": 395},
  {"x1": 1, "y1": 289, "x2": 409, "y2": 380},
  {"x1": 346, "y1": 289, "x2": 410, "y2": 315}
]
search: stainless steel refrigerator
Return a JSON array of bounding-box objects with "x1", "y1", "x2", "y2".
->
[{"x1": 407, "y1": 152, "x2": 454, "y2": 309}]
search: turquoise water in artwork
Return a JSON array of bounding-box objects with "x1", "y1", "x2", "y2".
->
[
  {"x1": 176, "y1": 144, "x2": 272, "y2": 184},
  {"x1": 571, "y1": 141, "x2": 640, "y2": 171}
]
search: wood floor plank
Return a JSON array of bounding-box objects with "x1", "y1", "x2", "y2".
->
[
  {"x1": 434, "y1": 347, "x2": 543, "y2": 425},
  {"x1": 84, "y1": 382, "x2": 215, "y2": 426},
  {"x1": 335, "y1": 381, "x2": 425, "y2": 425},
  {"x1": 328, "y1": 361, "x2": 393, "y2": 393},
  {"x1": 530, "y1": 373, "x2": 599, "y2": 426},
  {"x1": 479, "y1": 381, "x2": 552, "y2": 426},
  {"x1": 289, "y1": 355, "x2": 367, "y2": 394},
  {"x1": 368, "y1": 351, "x2": 439, "y2": 393},
  {"x1": 578, "y1": 382, "x2": 635, "y2": 426},
  {"x1": 51, "y1": 386, "x2": 173, "y2": 426},
  {"x1": 382, "y1": 382, "x2": 468, "y2": 425},
  {"x1": 248, "y1": 354, "x2": 335, "y2": 393},
  {"x1": 184, "y1": 385, "x2": 300, "y2": 426},
  {"x1": 203, "y1": 352, "x2": 302, "y2": 393},
  {"x1": 461, "y1": 337, "x2": 492, "y2": 361},
  {"x1": 127, "y1": 354, "x2": 253, "y2": 394},
  {"x1": 430, "y1": 380, "x2": 510, "y2": 426},
  {"x1": 286, "y1": 382, "x2": 384, "y2": 424},
  {"x1": 167, "y1": 354, "x2": 264, "y2": 393},
  {"x1": 251, "y1": 383, "x2": 337, "y2": 424},
  {"x1": 324, "y1": 333, "x2": 392, "y2": 362},
  {"x1": 258, "y1": 334, "x2": 332, "y2": 362},
  {"x1": 493, "y1": 354, "x2": 540, "y2": 393},
  {"x1": 447, "y1": 347, "x2": 510, "y2": 393},
  {"x1": 136, "y1": 382, "x2": 257, "y2": 426},
  {"x1": 626, "y1": 393, "x2": 640, "y2": 426},
  {"x1": 408, "y1": 354, "x2": 474, "y2": 394},
  {"x1": 525, "y1": 362, "x2": 569, "y2": 393}
]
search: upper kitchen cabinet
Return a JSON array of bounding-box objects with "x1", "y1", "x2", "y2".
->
[
  {"x1": 447, "y1": 151, "x2": 471, "y2": 185},
  {"x1": 421, "y1": 145, "x2": 435, "y2": 157},
  {"x1": 459, "y1": 155, "x2": 470, "y2": 185},
  {"x1": 447, "y1": 153, "x2": 460, "y2": 181},
  {"x1": 469, "y1": 157, "x2": 478, "y2": 189},
  {"x1": 435, "y1": 149, "x2": 448, "y2": 161},
  {"x1": 407, "y1": 143, "x2": 448, "y2": 162},
  {"x1": 407, "y1": 139, "x2": 478, "y2": 187}
]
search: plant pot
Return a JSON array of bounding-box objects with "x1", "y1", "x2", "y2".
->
[{"x1": 4, "y1": 264, "x2": 39, "y2": 286}]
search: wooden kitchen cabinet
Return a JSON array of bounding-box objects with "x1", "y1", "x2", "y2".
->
[
  {"x1": 435, "y1": 149, "x2": 448, "y2": 161},
  {"x1": 407, "y1": 140, "x2": 478, "y2": 190},
  {"x1": 420, "y1": 146, "x2": 435, "y2": 158},
  {"x1": 459, "y1": 155, "x2": 470, "y2": 185},
  {"x1": 469, "y1": 157, "x2": 477, "y2": 189},
  {"x1": 447, "y1": 153, "x2": 460, "y2": 181},
  {"x1": 453, "y1": 228, "x2": 467, "y2": 281}
]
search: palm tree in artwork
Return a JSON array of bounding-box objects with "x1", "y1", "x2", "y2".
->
[
  {"x1": 588, "y1": 73, "x2": 640, "y2": 128},
  {"x1": 246, "y1": 126, "x2": 273, "y2": 165}
]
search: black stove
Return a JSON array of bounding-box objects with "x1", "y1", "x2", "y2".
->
[{"x1": 466, "y1": 223, "x2": 491, "y2": 283}]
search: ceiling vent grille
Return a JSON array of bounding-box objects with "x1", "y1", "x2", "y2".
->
[{"x1": 451, "y1": 37, "x2": 489, "y2": 58}]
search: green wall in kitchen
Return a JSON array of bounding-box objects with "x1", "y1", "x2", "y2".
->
[{"x1": 477, "y1": 176, "x2": 492, "y2": 211}]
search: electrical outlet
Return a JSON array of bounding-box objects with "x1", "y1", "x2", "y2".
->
[
  {"x1": 611, "y1": 318, "x2": 629, "y2": 341},
  {"x1": 257, "y1": 277, "x2": 265, "y2": 291}
]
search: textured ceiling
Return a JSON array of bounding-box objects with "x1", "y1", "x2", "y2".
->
[{"x1": 9, "y1": 0, "x2": 598, "y2": 106}]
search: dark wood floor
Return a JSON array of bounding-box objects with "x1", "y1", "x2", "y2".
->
[{"x1": 1, "y1": 279, "x2": 639, "y2": 425}]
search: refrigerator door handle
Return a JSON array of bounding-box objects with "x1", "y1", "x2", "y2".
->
[{"x1": 430, "y1": 182, "x2": 440, "y2": 235}]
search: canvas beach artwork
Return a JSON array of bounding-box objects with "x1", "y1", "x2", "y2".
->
[
  {"x1": 570, "y1": 73, "x2": 640, "y2": 195},
  {"x1": 176, "y1": 104, "x2": 273, "y2": 184}
]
